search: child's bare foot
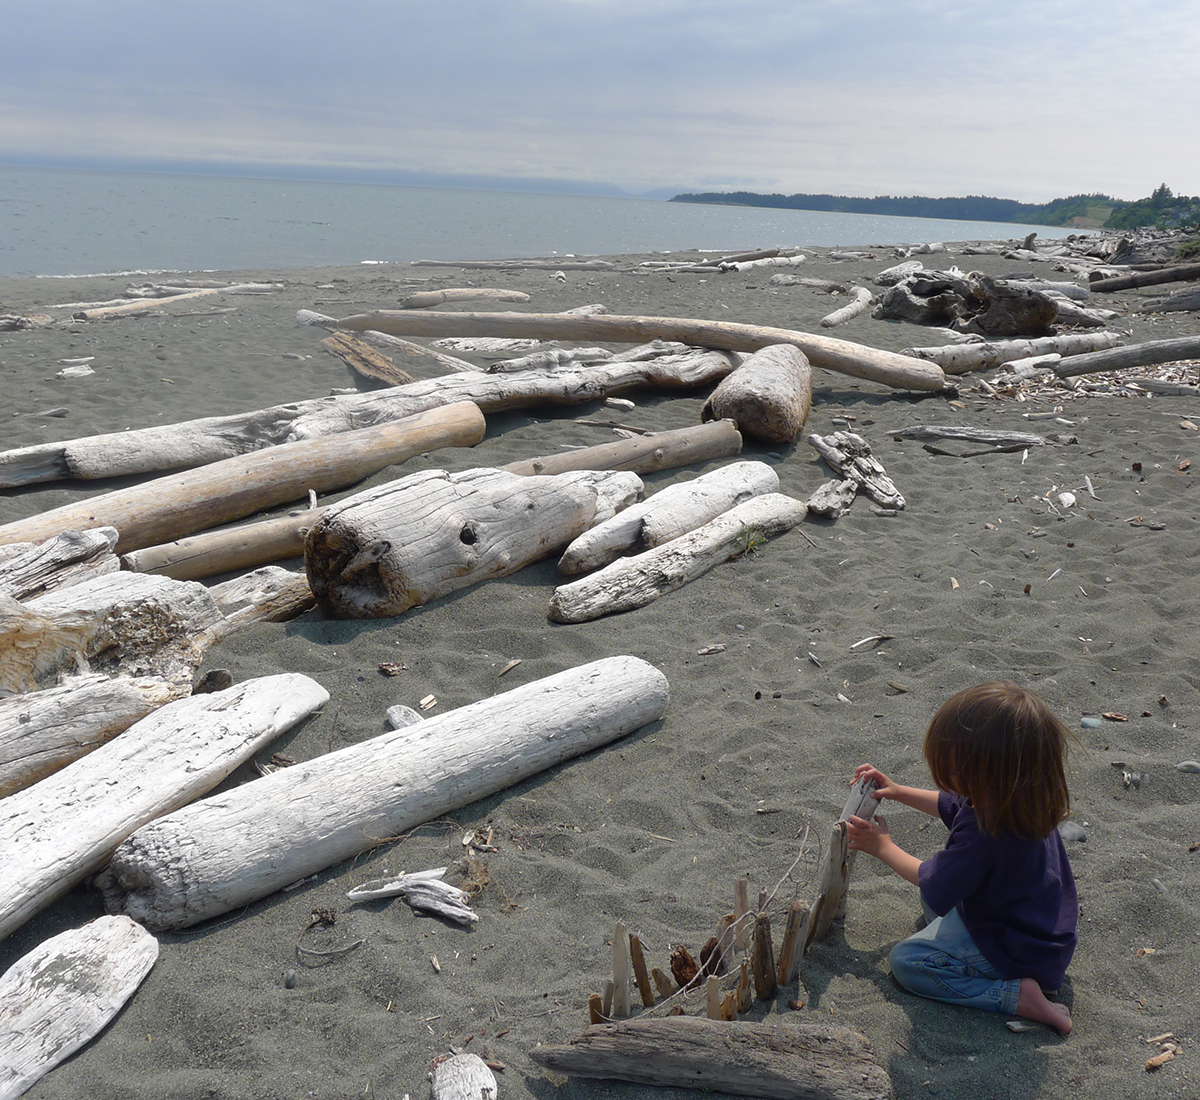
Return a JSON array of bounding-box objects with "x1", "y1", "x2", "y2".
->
[{"x1": 1016, "y1": 977, "x2": 1072, "y2": 1035}]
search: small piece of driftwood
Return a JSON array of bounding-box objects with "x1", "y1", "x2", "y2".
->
[
  {"x1": 559, "y1": 460, "x2": 779, "y2": 575},
  {"x1": 98, "y1": 656, "x2": 668, "y2": 931},
  {"x1": 0, "y1": 528, "x2": 120, "y2": 602},
  {"x1": 806, "y1": 777, "x2": 879, "y2": 948},
  {"x1": 776, "y1": 899, "x2": 809, "y2": 985},
  {"x1": 805, "y1": 478, "x2": 858, "y2": 519},
  {"x1": 352, "y1": 330, "x2": 482, "y2": 373},
  {"x1": 0, "y1": 673, "x2": 328, "y2": 944},
  {"x1": 806, "y1": 432, "x2": 905, "y2": 510},
  {"x1": 893, "y1": 425, "x2": 1048, "y2": 447},
  {"x1": 321, "y1": 331, "x2": 416, "y2": 387},
  {"x1": 528, "y1": 1015, "x2": 892, "y2": 1100},
  {"x1": 751, "y1": 913, "x2": 777, "y2": 1000},
  {"x1": 346, "y1": 867, "x2": 478, "y2": 925},
  {"x1": 700, "y1": 344, "x2": 813, "y2": 444},
  {"x1": 0, "y1": 915, "x2": 159, "y2": 1100},
  {"x1": 548, "y1": 493, "x2": 807, "y2": 623},
  {"x1": 612, "y1": 920, "x2": 631, "y2": 1019}
]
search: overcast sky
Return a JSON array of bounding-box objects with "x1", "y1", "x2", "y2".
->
[{"x1": 3, "y1": 0, "x2": 1196, "y2": 202}]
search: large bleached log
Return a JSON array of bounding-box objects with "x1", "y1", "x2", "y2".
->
[
  {"x1": 0, "y1": 355, "x2": 738, "y2": 489},
  {"x1": 97, "y1": 656, "x2": 667, "y2": 931},
  {"x1": 306, "y1": 467, "x2": 641, "y2": 617},
  {"x1": 397, "y1": 287, "x2": 531, "y2": 309},
  {"x1": 528, "y1": 1016, "x2": 892, "y2": 1100},
  {"x1": 0, "y1": 401, "x2": 486, "y2": 554},
  {"x1": 335, "y1": 309, "x2": 947, "y2": 391},
  {"x1": 0, "y1": 673, "x2": 186, "y2": 797},
  {"x1": 548, "y1": 493, "x2": 806, "y2": 623},
  {"x1": 69, "y1": 287, "x2": 222, "y2": 319},
  {"x1": 1089, "y1": 261, "x2": 1200, "y2": 292},
  {"x1": 1141, "y1": 287, "x2": 1200, "y2": 312},
  {"x1": 410, "y1": 258, "x2": 615, "y2": 270},
  {"x1": 122, "y1": 422, "x2": 743, "y2": 581},
  {"x1": 700, "y1": 345, "x2": 813, "y2": 444},
  {"x1": 902, "y1": 332, "x2": 1122, "y2": 374},
  {"x1": 820, "y1": 286, "x2": 874, "y2": 328},
  {"x1": 0, "y1": 572, "x2": 224, "y2": 695},
  {"x1": 0, "y1": 528, "x2": 120, "y2": 601},
  {"x1": 1054, "y1": 335, "x2": 1200, "y2": 379},
  {"x1": 559, "y1": 460, "x2": 779, "y2": 575},
  {"x1": 0, "y1": 673, "x2": 328, "y2": 944},
  {"x1": 0, "y1": 915, "x2": 159, "y2": 1100}
]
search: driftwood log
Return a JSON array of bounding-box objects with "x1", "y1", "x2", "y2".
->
[
  {"x1": 0, "y1": 672, "x2": 186, "y2": 797},
  {"x1": 321, "y1": 331, "x2": 416, "y2": 387},
  {"x1": 398, "y1": 287, "x2": 531, "y2": 309},
  {"x1": 1054, "y1": 335, "x2": 1200, "y2": 379},
  {"x1": 334, "y1": 309, "x2": 947, "y2": 391},
  {"x1": 0, "y1": 401, "x2": 486, "y2": 554},
  {"x1": 305, "y1": 467, "x2": 641, "y2": 618},
  {"x1": 902, "y1": 332, "x2": 1122, "y2": 374},
  {"x1": 97, "y1": 656, "x2": 668, "y2": 931},
  {"x1": 0, "y1": 673, "x2": 328, "y2": 943},
  {"x1": 893, "y1": 425, "x2": 1049, "y2": 447},
  {"x1": 0, "y1": 355, "x2": 742, "y2": 489},
  {"x1": 0, "y1": 527, "x2": 120, "y2": 601},
  {"x1": 806, "y1": 777, "x2": 880, "y2": 947},
  {"x1": 820, "y1": 287, "x2": 873, "y2": 328},
  {"x1": 1141, "y1": 287, "x2": 1200, "y2": 313},
  {"x1": 0, "y1": 915, "x2": 159, "y2": 1100},
  {"x1": 807, "y1": 433, "x2": 905, "y2": 510},
  {"x1": 549, "y1": 493, "x2": 807, "y2": 623},
  {"x1": 700, "y1": 345, "x2": 813, "y2": 444},
  {"x1": 956, "y1": 275, "x2": 1058, "y2": 338},
  {"x1": 528, "y1": 1016, "x2": 892, "y2": 1100},
  {"x1": 559, "y1": 460, "x2": 779, "y2": 575},
  {"x1": 352, "y1": 330, "x2": 482, "y2": 373},
  {"x1": 409, "y1": 258, "x2": 615, "y2": 270},
  {"x1": 1089, "y1": 261, "x2": 1200, "y2": 293}
]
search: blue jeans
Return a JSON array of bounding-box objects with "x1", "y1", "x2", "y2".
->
[{"x1": 889, "y1": 904, "x2": 1020, "y2": 1015}]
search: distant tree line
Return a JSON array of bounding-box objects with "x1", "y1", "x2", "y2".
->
[{"x1": 669, "y1": 184, "x2": 1200, "y2": 230}]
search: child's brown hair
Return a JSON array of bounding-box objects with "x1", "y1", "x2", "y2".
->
[{"x1": 924, "y1": 681, "x2": 1073, "y2": 838}]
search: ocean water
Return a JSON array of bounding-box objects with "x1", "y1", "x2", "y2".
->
[{"x1": 0, "y1": 165, "x2": 1079, "y2": 279}]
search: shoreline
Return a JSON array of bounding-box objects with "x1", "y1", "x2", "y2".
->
[{"x1": 2, "y1": 242, "x2": 1198, "y2": 1100}]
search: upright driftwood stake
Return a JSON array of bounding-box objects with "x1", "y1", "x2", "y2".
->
[
  {"x1": 734, "y1": 878, "x2": 751, "y2": 950},
  {"x1": 612, "y1": 920, "x2": 631, "y2": 1019},
  {"x1": 651, "y1": 967, "x2": 676, "y2": 1001},
  {"x1": 806, "y1": 777, "x2": 880, "y2": 948},
  {"x1": 736, "y1": 959, "x2": 753, "y2": 1013},
  {"x1": 751, "y1": 913, "x2": 778, "y2": 1000},
  {"x1": 588, "y1": 994, "x2": 605, "y2": 1025},
  {"x1": 705, "y1": 975, "x2": 722, "y2": 1019},
  {"x1": 628, "y1": 934, "x2": 654, "y2": 1007},
  {"x1": 776, "y1": 900, "x2": 810, "y2": 985}
]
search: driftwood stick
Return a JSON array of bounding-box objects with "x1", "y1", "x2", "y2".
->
[
  {"x1": 612, "y1": 920, "x2": 631, "y2": 1019},
  {"x1": 806, "y1": 777, "x2": 880, "y2": 947},
  {"x1": 97, "y1": 657, "x2": 668, "y2": 931},
  {"x1": 628, "y1": 933, "x2": 655, "y2": 1007},
  {"x1": 335, "y1": 309, "x2": 947, "y2": 391},
  {"x1": 321, "y1": 331, "x2": 416, "y2": 387},
  {"x1": 820, "y1": 287, "x2": 874, "y2": 328},
  {"x1": 751, "y1": 913, "x2": 778, "y2": 1000},
  {"x1": 776, "y1": 900, "x2": 809, "y2": 985},
  {"x1": 528, "y1": 1015, "x2": 893, "y2": 1100},
  {"x1": 0, "y1": 402, "x2": 486, "y2": 554},
  {"x1": 734, "y1": 877, "x2": 751, "y2": 950},
  {"x1": 0, "y1": 915, "x2": 159, "y2": 1100},
  {"x1": 706, "y1": 975, "x2": 722, "y2": 1019}
]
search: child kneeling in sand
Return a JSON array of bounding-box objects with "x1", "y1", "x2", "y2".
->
[{"x1": 846, "y1": 681, "x2": 1077, "y2": 1035}]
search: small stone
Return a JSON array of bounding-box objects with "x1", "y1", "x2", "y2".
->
[
  {"x1": 1058, "y1": 821, "x2": 1087, "y2": 843},
  {"x1": 1080, "y1": 716, "x2": 1102, "y2": 729},
  {"x1": 1175, "y1": 760, "x2": 1200, "y2": 773},
  {"x1": 284, "y1": 969, "x2": 297, "y2": 989}
]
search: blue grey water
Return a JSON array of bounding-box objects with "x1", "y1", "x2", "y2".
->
[{"x1": 0, "y1": 165, "x2": 1078, "y2": 278}]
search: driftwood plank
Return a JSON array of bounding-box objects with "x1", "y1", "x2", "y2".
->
[
  {"x1": 549, "y1": 493, "x2": 807, "y2": 623},
  {"x1": 335, "y1": 309, "x2": 946, "y2": 391},
  {"x1": 98, "y1": 656, "x2": 668, "y2": 931},
  {"x1": 528, "y1": 1015, "x2": 892, "y2": 1100},
  {"x1": 0, "y1": 915, "x2": 159, "y2": 1100},
  {"x1": 0, "y1": 673, "x2": 328, "y2": 944}
]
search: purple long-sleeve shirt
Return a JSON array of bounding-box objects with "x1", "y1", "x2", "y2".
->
[{"x1": 918, "y1": 792, "x2": 1078, "y2": 990}]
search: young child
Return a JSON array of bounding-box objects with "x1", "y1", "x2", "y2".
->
[{"x1": 845, "y1": 681, "x2": 1077, "y2": 1035}]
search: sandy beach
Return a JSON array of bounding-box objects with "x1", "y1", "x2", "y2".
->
[{"x1": 2, "y1": 242, "x2": 1198, "y2": 1100}]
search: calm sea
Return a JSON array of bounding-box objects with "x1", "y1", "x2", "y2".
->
[{"x1": 0, "y1": 165, "x2": 1079, "y2": 279}]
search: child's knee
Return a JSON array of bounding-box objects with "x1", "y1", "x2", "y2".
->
[{"x1": 888, "y1": 941, "x2": 922, "y2": 991}]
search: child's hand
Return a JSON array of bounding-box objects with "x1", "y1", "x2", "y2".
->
[
  {"x1": 853, "y1": 763, "x2": 901, "y2": 802},
  {"x1": 846, "y1": 813, "x2": 891, "y2": 859}
]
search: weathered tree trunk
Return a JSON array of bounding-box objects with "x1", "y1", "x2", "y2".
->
[
  {"x1": 334, "y1": 309, "x2": 946, "y2": 391},
  {"x1": 1141, "y1": 287, "x2": 1200, "y2": 312},
  {"x1": 97, "y1": 656, "x2": 667, "y2": 931},
  {"x1": 528, "y1": 1016, "x2": 892, "y2": 1100},
  {"x1": 902, "y1": 332, "x2": 1122, "y2": 374},
  {"x1": 1054, "y1": 335, "x2": 1200, "y2": 379},
  {"x1": 306, "y1": 467, "x2": 641, "y2": 617},
  {"x1": 0, "y1": 673, "x2": 186, "y2": 797},
  {"x1": 820, "y1": 287, "x2": 874, "y2": 328},
  {"x1": 1089, "y1": 261, "x2": 1200, "y2": 292},
  {"x1": 559, "y1": 460, "x2": 779, "y2": 575},
  {"x1": 398, "y1": 287, "x2": 531, "y2": 309},
  {"x1": 123, "y1": 422, "x2": 744, "y2": 581},
  {"x1": 955, "y1": 275, "x2": 1058, "y2": 338},
  {"x1": 0, "y1": 528, "x2": 120, "y2": 601},
  {"x1": 0, "y1": 401, "x2": 486, "y2": 554},
  {"x1": 0, "y1": 354, "x2": 740, "y2": 489},
  {"x1": 700, "y1": 345, "x2": 813, "y2": 444},
  {"x1": 0, "y1": 673, "x2": 328, "y2": 944},
  {"x1": 204, "y1": 566, "x2": 316, "y2": 638},
  {"x1": 548, "y1": 493, "x2": 807, "y2": 623},
  {"x1": 0, "y1": 915, "x2": 159, "y2": 1100},
  {"x1": 321, "y1": 331, "x2": 416, "y2": 387}
]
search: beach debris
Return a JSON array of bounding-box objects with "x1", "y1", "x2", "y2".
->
[
  {"x1": 548, "y1": 493, "x2": 807, "y2": 624},
  {"x1": 334, "y1": 307, "x2": 947, "y2": 391},
  {"x1": 97, "y1": 656, "x2": 669, "y2": 932},
  {"x1": 430, "y1": 1051, "x2": 498, "y2": 1100},
  {"x1": 353, "y1": 329, "x2": 483, "y2": 373},
  {"x1": 1144, "y1": 1032, "x2": 1182, "y2": 1072},
  {"x1": 55, "y1": 363, "x2": 95, "y2": 379},
  {"x1": 306, "y1": 466, "x2": 641, "y2": 618},
  {"x1": 559, "y1": 460, "x2": 779, "y2": 575},
  {"x1": 1122, "y1": 770, "x2": 1142, "y2": 790},
  {"x1": 1104, "y1": 712, "x2": 1129, "y2": 721},
  {"x1": 807, "y1": 431, "x2": 905, "y2": 510},
  {"x1": 769, "y1": 274, "x2": 849, "y2": 292},
  {"x1": 320, "y1": 331, "x2": 416, "y2": 387},
  {"x1": 0, "y1": 915, "x2": 159, "y2": 1100},
  {"x1": 700, "y1": 344, "x2": 813, "y2": 444},
  {"x1": 698, "y1": 643, "x2": 726, "y2": 655},
  {"x1": 1005, "y1": 1019, "x2": 1037, "y2": 1032},
  {"x1": 378, "y1": 661, "x2": 409, "y2": 676},
  {"x1": 849, "y1": 634, "x2": 893, "y2": 650},
  {"x1": 497, "y1": 659, "x2": 521, "y2": 677},
  {"x1": 347, "y1": 867, "x2": 479, "y2": 925},
  {"x1": 1, "y1": 673, "x2": 328, "y2": 945},
  {"x1": 419, "y1": 694, "x2": 438, "y2": 711},
  {"x1": 805, "y1": 478, "x2": 858, "y2": 518},
  {"x1": 0, "y1": 526, "x2": 120, "y2": 603},
  {"x1": 529, "y1": 1015, "x2": 892, "y2": 1100}
]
